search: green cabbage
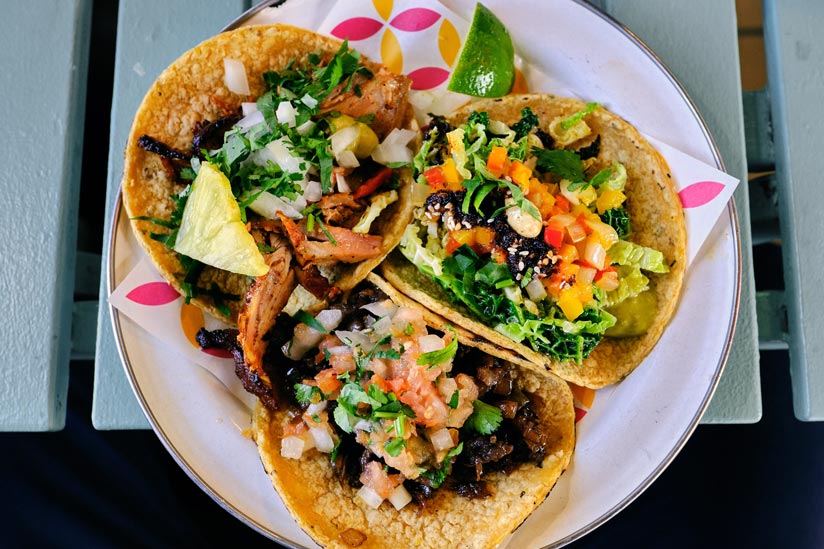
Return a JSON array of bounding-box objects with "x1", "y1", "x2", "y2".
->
[
  {"x1": 603, "y1": 265, "x2": 650, "y2": 307},
  {"x1": 399, "y1": 224, "x2": 444, "y2": 277},
  {"x1": 610, "y1": 240, "x2": 669, "y2": 273},
  {"x1": 352, "y1": 190, "x2": 398, "y2": 234}
]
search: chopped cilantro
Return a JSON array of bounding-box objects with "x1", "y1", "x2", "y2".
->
[
  {"x1": 448, "y1": 390, "x2": 460, "y2": 409},
  {"x1": 404, "y1": 323, "x2": 415, "y2": 336},
  {"x1": 294, "y1": 310, "x2": 327, "y2": 333},
  {"x1": 295, "y1": 383, "x2": 323, "y2": 404},
  {"x1": 417, "y1": 328, "x2": 458, "y2": 367},
  {"x1": 384, "y1": 437, "x2": 406, "y2": 457},
  {"x1": 466, "y1": 400, "x2": 502, "y2": 435}
]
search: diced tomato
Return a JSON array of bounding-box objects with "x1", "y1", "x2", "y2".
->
[
  {"x1": 399, "y1": 366, "x2": 449, "y2": 428},
  {"x1": 282, "y1": 417, "x2": 308, "y2": 437},
  {"x1": 386, "y1": 378, "x2": 408, "y2": 396},
  {"x1": 370, "y1": 375, "x2": 390, "y2": 394},
  {"x1": 315, "y1": 368, "x2": 342, "y2": 395},
  {"x1": 423, "y1": 166, "x2": 446, "y2": 188},
  {"x1": 354, "y1": 167, "x2": 393, "y2": 199},
  {"x1": 544, "y1": 226, "x2": 564, "y2": 248},
  {"x1": 486, "y1": 146, "x2": 509, "y2": 178}
]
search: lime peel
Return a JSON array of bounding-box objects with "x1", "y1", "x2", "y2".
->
[{"x1": 447, "y1": 3, "x2": 515, "y2": 98}]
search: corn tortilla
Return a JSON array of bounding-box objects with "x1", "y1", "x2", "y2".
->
[
  {"x1": 122, "y1": 24, "x2": 416, "y2": 322},
  {"x1": 253, "y1": 276, "x2": 575, "y2": 549},
  {"x1": 382, "y1": 94, "x2": 686, "y2": 388}
]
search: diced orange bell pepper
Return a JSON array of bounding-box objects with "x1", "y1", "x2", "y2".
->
[
  {"x1": 558, "y1": 243, "x2": 579, "y2": 262},
  {"x1": 445, "y1": 229, "x2": 474, "y2": 255},
  {"x1": 508, "y1": 160, "x2": 532, "y2": 189},
  {"x1": 553, "y1": 194, "x2": 571, "y2": 214},
  {"x1": 486, "y1": 146, "x2": 509, "y2": 178}
]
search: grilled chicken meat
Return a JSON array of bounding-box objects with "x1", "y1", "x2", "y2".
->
[
  {"x1": 320, "y1": 67, "x2": 413, "y2": 139},
  {"x1": 277, "y1": 212, "x2": 384, "y2": 267}
]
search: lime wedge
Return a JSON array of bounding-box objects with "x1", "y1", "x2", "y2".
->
[
  {"x1": 173, "y1": 162, "x2": 269, "y2": 277},
  {"x1": 447, "y1": 3, "x2": 514, "y2": 97}
]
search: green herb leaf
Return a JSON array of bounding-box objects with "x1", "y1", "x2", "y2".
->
[
  {"x1": 448, "y1": 390, "x2": 460, "y2": 409},
  {"x1": 512, "y1": 107, "x2": 539, "y2": 140},
  {"x1": 294, "y1": 310, "x2": 327, "y2": 333},
  {"x1": 417, "y1": 328, "x2": 458, "y2": 367},
  {"x1": 295, "y1": 383, "x2": 323, "y2": 404},
  {"x1": 533, "y1": 148, "x2": 585, "y2": 183},
  {"x1": 466, "y1": 400, "x2": 502, "y2": 435},
  {"x1": 384, "y1": 437, "x2": 406, "y2": 457}
]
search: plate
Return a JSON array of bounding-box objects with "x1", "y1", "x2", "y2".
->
[{"x1": 109, "y1": 1, "x2": 740, "y2": 547}]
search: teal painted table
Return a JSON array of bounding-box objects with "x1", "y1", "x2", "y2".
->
[{"x1": 7, "y1": 0, "x2": 824, "y2": 431}]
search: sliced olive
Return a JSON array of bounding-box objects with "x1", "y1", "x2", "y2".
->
[{"x1": 604, "y1": 290, "x2": 658, "y2": 338}]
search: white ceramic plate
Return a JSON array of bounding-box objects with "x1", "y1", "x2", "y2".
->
[{"x1": 110, "y1": 1, "x2": 740, "y2": 547}]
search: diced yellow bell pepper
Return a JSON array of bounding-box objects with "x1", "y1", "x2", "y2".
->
[
  {"x1": 596, "y1": 189, "x2": 627, "y2": 214},
  {"x1": 441, "y1": 158, "x2": 461, "y2": 187},
  {"x1": 558, "y1": 288, "x2": 584, "y2": 320},
  {"x1": 578, "y1": 185, "x2": 598, "y2": 206}
]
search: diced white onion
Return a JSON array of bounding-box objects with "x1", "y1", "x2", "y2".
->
[
  {"x1": 353, "y1": 419, "x2": 373, "y2": 433},
  {"x1": 283, "y1": 310, "x2": 342, "y2": 360},
  {"x1": 249, "y1": 187, "x2": 303, "y2": 219},
  {"x1": 388, "y1": 484, "x2": 412, "y2": 511},
  {"x1": 334, "y1": 330, "x2": 373, "y2": 350},
  {"x1": 223, "y1": 58, "x2": 250, "y2": 95},
  {"x1": 235, "y1": 110, "x2": 265, "y2": 132},
  {"x1": 336, "y1": 149, "x2": 360, "y2": 168},
  {"x1": 335, "y1": 172, "x2": 351, "y2": 193},
  {"x1": 281, "y1": 435, "x2": 310, "y2": 459},
  {"x1": 429, "y1": 428, "x2": 455, "y2": 452},
  {"x1": 566, "y1": 222, "x2": 587, "y2": 243},
  {"x1": 241, "y1": 102, "x2": 259, "y2": 116},
  {"x1": 418, "y1": 334, "x2": 445, "y2": 354},
  {"x1": 302, "y1": 180, "x2": 323, "y2": 203},
  {"x1": 310, "y1": 427, "x2": 335, "y2": 453},
  {"x1": 316, "y1": 309, "x2": 344, "y2": 332},
  {"x1": 247, "y1": 189, "x2": 303, "y2": 220},
  {"x1": 330, "y1": 125, "x2": 360, "y2": 157},
  {"x1": 372, "y1": 316, "x2": 393, "y2": 336},
  {"x1": 584, "y1": 239, "x2": 607, "y2": 270},
  {"x1": 282, "y1": 284, "x2": 324, "y2": 317},
  {"x1": 383, "y1": 128, "x2": 417, "y2": 147},
  {"x1": 578, "y1": 266, "x2": 597, "y2": 285},
  {"x1": 560, "y1": 179, "x2": 581, "y2": 206},
  {"x1": 265, "y1": 138, "x2": 302, "y2": 173},
  {"x1": 361, "y1": 299, "x2": 398, "y2": 319},
  {"x1": 276, "y1": 101, "x2": 297, "y2": 127},
  {"x1": 326, "y1": 345, "x2": 350, "y2": 356},
  {"x1": 357, "y1": 485, "x2": 384, "y2": 509},
  {"x1": 300, "y1": 94, "x2": 318, "y2": 108},
  {"x1": 371, "y1": 128, "x2": 416, "y2": 166},
  {"x1": 296, "y1": 119, "x2": 315, "y2": 136},
  {"x1": 372, "y1": 142, "x2": 413, "y2": 165},
  {"x1": 190, "y1": 157, "x2": 201, "y2": 174},
  {"x1": 525, "y1": 278, "x2": 547, "y2": 301},
  {"x1": 306, "y1": 401, "x2": 328, "y2": 416}
]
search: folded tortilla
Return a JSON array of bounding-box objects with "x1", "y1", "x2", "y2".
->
[
  {"x1": 382, "y1": 95, "x2": 686, "y2": 388},
  {"x1": 121, "y1": 24, "x2": 415, "y2": 322},
  {"x1": 252, "y1": 274, "x2": 575, "y2": 549}
]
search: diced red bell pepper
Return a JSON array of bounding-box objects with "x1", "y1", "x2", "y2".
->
[
  {"x1": 423, "y1": 165, "x2": 446, "y2": 188},
  {"x1": 554, "y1": 194, "x2": 571, "y2": 213},
  {"x1": 544, "y1": 226, "x2": 564, "y2": 248},
  {"x1": 354, "y1": 167, "x2": 393, "y2": 199}
]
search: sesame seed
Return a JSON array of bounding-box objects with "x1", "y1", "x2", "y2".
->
[
  {"x1": 534, "y1": 267, "x2": 541, "y2": 275},
  {"x1": 516, "y1": 273, "x2": 522, "y2": 281},
  {"x1": 508, "y1": 247, "x2": 517, "y2": 253},
  {"x1": 519, "y1": 250, "x2": 529, "y2": 256},
  {"x1": 518, "y1": 260, "x2": 525, "y2": 271}
]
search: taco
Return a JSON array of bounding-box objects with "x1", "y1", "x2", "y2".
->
[
  {"x1": 381, "y1": 95, "x2": 686, "y2": 388},
  {"x1": 121, "y1": 24, "x2": 417, "y2": 322},
  {"x1": 195, "y1": 274, "x2": 575, "y2": 549}
]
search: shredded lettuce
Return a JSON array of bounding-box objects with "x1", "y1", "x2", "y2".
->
[
  {"x1": 610, "y1": 240, "x2": 669, "y2": 273},
  {"x1": 599, "y1": 162, "x2": 627, "y2": 191},
  {"x1": 399, "y1": 224, "x2": 444, "y2": 277},
  {"x1": 352, "y1": 190, "x2": 397, "y2": 234},
  {"x1": 603, "y1": 265, "x2": 650, "y2": 307}
]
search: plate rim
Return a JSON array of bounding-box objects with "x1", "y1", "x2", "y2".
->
[{"x1": 107, "y1": 1, "x2": 742, "y2": 546}]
